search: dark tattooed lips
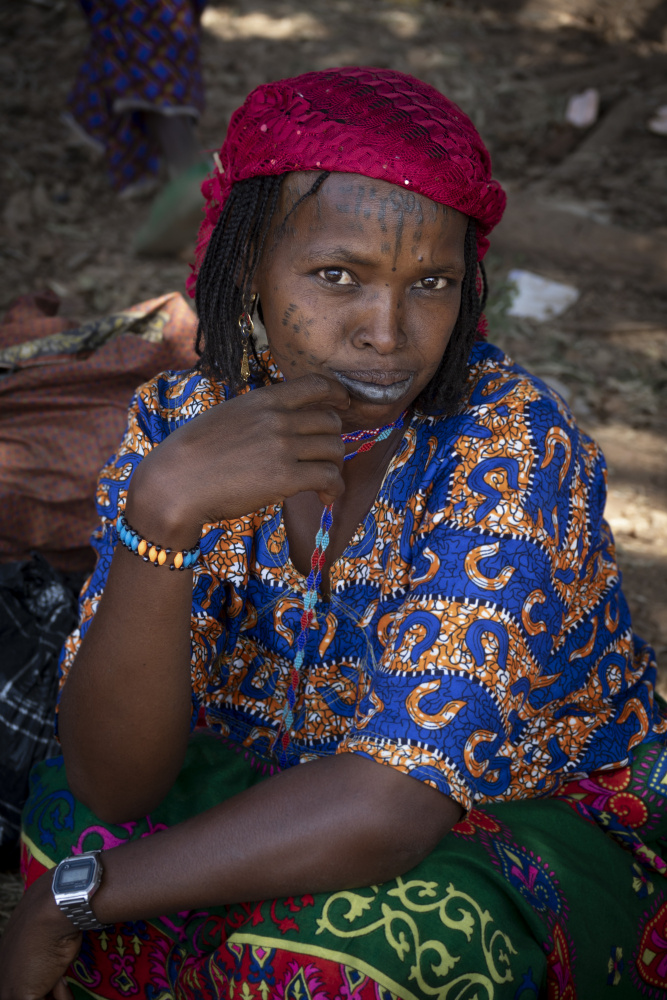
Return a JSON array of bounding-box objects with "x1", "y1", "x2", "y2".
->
[{"x1": 331, "y1": 369, "x2": 415, "y2": 404}]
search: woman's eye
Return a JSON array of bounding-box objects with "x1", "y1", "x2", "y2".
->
[
  {"x1": 317, "y1": 268, "x2": 354, "y2": 285},
  {"x1": 417, "y1": 276, "x2": 449, "y2": 290}
]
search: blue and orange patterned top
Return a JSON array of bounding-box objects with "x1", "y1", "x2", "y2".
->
[{"x1": 59, "y1": 342, "x2": 666, "y2": 813}]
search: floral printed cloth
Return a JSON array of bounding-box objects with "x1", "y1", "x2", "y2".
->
[{"x1": 21, "y1": 729, "x2": 667, "y2": 998}]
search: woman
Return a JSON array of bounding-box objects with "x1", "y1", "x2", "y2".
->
[{"x1": 2, "y1": 68, "x2": 666, "y2": 999}]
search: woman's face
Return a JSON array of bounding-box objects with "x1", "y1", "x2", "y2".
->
[{"x1": 254, "y1": 171, "x2": 469, "y2": 429}]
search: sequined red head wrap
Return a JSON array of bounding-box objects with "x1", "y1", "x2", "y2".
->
[{"x1": 187, "y1": 66, "x2": 506, "y2": 297}]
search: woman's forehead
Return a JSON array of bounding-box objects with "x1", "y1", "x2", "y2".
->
[
  {"x1": 270, "y1": 170, "x2": 469, "y2": 268},
  {"x1": 280, "y1": 170, "x2": 465, "y2": 225}
]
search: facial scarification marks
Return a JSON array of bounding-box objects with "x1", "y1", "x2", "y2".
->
[
  {"x1": 291, "y1": 307, "x2": 314, "y2": 337},
  {"x1": 272, "y1": 325, "x2": 316, "y2": 373},
  {"x1": 282, "y1": 303, "x2": 298, "y2": 328},
  {"x1": 354, "y1": 185, "x2": 365, "y2": 217},
  {"x1": 388, "y1": 190, "x2": 406, "y2": 261},
  {"x1": 377, "y1": 198, "x2": 387, "y2": 233}
]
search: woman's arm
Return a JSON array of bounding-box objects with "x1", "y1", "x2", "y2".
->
[
  {"x1": 58, "y1": 373, "x2": 350, "y2": 821},
  {"x1": 26, "y1": 753, "x2": 460, "y2": 926},
  {"x1": 75, "y1": 753, "x2": 462, "y2": 923},
  {"x1": 0, "y1": 754, "x2": 461, "y2": 998}
]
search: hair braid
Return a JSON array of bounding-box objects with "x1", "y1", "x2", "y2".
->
[
  {"x1": 196, "y1": 173, "x2": 331, "y2": 393},
  {"x1": 280, "y1": 170, "x2": 330, "y2": 229},
  {"x1": 416, "y1": 217, "x2": 484, "y2": 415},
  {"x1": 195, "y1": 175, "x2": 283, "y2": 393}
]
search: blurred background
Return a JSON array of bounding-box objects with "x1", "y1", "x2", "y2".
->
[
  {"x1": 4, "y1": 0, "x2": 664, "y2": 664},
  {"x1": 0, "y1": 0, "x2": 666, "y2": 928}
]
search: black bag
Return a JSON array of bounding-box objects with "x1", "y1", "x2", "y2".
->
[{"x1": 0, "y1": 555, "x2": 82, "y2": 847}]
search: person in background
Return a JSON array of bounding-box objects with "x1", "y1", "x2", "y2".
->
[{"x1": 63, "y1": 0, "x2": 211, "y2": 254}]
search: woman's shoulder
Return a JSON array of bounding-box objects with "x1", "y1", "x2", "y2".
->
[
  {"x1": 131, "y1": 349, "x2": 277, "y2": 445},
  {"x1": 431, "y1": 341, "x2": 580, "y2": 430},
  {"x1": 417, "y1": 340, "x2": 595, "y2": 461},
  {"x1": 403, "y1": 340, "x2": 605, "y2": 527},
  {"x1": 131, "y1": 367, "x2": 231, "y2": 441}
]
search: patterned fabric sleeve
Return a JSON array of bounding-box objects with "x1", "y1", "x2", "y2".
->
[
  {"x1": 57, "y1": 369, "x2": 229, "y2": 728},
  {"x1": 337, "y1": 350, "x2": 665, "y2": 813}
]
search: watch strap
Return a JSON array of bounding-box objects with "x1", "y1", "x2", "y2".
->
[
  {"x1": 57, "y1": 894, "x2": 106, "y2": 931},
  {"x1": 53, "y1": 850, "x2": 106, "y2": 931}
]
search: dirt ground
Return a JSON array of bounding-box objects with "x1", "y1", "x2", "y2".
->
[{"x1": 1, "y1": 0, "x2": 666, "y2": 928}]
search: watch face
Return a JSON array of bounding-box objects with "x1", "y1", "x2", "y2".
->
[{"x1": 54, "y1": 857, "x2": 96, "y2": 894}]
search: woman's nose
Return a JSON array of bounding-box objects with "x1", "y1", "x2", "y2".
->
[{"x1": 350, "y1": 290, "x2": 406, "y2": 354}]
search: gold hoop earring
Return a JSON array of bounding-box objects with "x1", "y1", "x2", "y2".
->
[{"x1": 237, "y1": 294, "x2": 257, "y2": 383}]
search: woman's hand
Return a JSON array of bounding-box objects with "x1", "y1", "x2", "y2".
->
[
  {"x1": 0, "y1": 872, "x2": 80, "y2": 1000},
  {"x1": 57, "y1": 373, "x2": 350, "y2": 821},
  {"x1": 128, "y1": 373, "x2": 351, "y2": 543}
]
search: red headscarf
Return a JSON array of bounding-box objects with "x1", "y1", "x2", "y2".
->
[{"x1": 187, "y1": 66, "x2": 506, "y2": 297}]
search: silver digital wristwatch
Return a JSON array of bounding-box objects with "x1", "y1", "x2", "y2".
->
[{"x1": 52, "y1": 850, "x2": 106, "y2": 930}]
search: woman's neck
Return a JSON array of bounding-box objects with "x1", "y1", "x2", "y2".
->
[{"x1": 282, "y1": 422, "x2": 407, "y2": 596}]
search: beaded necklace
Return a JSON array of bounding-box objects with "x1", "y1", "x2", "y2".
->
[{"x1": 276, "y1": 409, "x2": 407, "y2": 767}]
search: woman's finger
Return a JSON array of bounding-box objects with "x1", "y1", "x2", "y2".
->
[
  {"x1": 290, "y1": 407, "x2": 344, "y2": 437},
  {"x1": 291, "y1": 460, "x2": 346, "y2": 503},
  {"x1": 295, "y1": 434, "x2": 346, "y2": 465},
  {"x1": 52, "y1": 978, "x2": 74, "y2": 1000},
  {"x1": 48, "y1": 978, "x2": 74, "y2": 1000},
  {"x1": 276, "y1": 373, "x2": 351, "y2": 412}
]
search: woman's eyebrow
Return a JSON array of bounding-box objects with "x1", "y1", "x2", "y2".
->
[
  {"x1": 301, "y1": 246, "x2": 376, "y2": 266},
  {"x1": 302, "y1": 246, "x2": 464, "y2": 273}
]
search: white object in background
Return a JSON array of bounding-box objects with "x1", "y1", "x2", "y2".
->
[
  {"x1": 648, "y1": 105, "x2": 667, "y2": 136},
  {"x1": 507, "y1": 270, "x2": 580, "y2": 322},
  {"x1": 565, "y1": 88, "x2": 600, "y2": 128}
]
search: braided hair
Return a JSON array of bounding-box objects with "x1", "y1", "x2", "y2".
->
[
  {"x1": 195, "y1": 173, "x2": 486, "y2": 413},
  {"x1": 417, "y1": 218, "x2": 487, "y2": 414}
]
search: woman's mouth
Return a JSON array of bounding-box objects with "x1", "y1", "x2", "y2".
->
[{"x1": 331, "y1": 370, "x2": 415, "y2": 405}]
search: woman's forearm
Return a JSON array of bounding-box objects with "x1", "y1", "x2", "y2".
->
[
  {"x1": 78, "y1": 754, "x2": 462, "y2": 924},
  {"x1": 58, "y1": 468, "x2": 201, "y2": 822},
  {"x1": 57, "y1": 376, "x2": 351, "y2": 823}
]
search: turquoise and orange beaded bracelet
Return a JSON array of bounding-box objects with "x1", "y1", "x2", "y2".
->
[{"x1": 116, "y1": 513, "x2": 200, "y2": 571}]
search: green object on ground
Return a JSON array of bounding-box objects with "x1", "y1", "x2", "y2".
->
[{"x1": 132, "y1": 158, "x2": 211, "y2": 256}]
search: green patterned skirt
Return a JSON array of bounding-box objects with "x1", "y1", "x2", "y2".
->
[{"x1": 22, "y1": 730, "x2": 667, "y2": 999}]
